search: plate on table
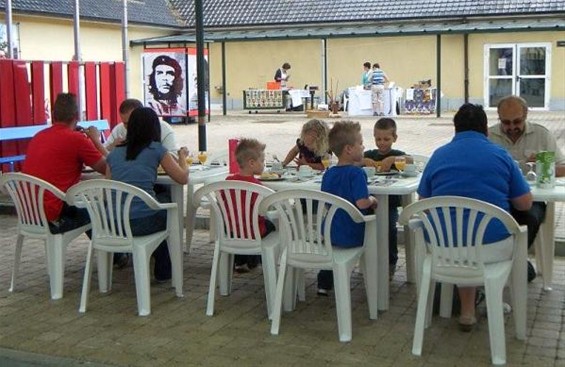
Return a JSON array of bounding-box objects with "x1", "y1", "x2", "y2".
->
[
  {"x1": 375, "y1": 170, "x2": 399, "y2": 176},
  {"x1": 400, "y1": 171, "x2": 419, "y2": 178},
  {"x1": 258, "y1": 173, "x2": 285, "y2": 182},
  {"x1": 259, "y1": 176, "x2": 285, "y2": 182}
]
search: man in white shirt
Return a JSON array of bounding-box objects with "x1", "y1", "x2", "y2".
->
[
  {"x1": 104, "y1": 99, "x2": 178, "y2": 154},
  {"x1": 488, "y1": 95, "x2": 565, "y2": 282}
]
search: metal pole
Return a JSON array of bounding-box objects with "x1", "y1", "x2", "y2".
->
[
  {"x1": 6, "y1": 0, "x2": 14, "y2": 58},
  {"x1": 73, "y1": 0, "x2": 85, "y2": 118},
  {"x1": 195, "y1": 0, "x2": 207, "y2": 151},
  {"x1": 322, "y1": 39, "x2": 327, "y2": 104},
  {"x1": 221, "y1": 42, "x2": 227, "y2": 116},
  {"x1": 464, "y1": 33, "x2": 469, "y2": 104},
  {"x1": 122, "y1": 0, "x2": 130, "y2": 97},
  {"x1": 436, "y1": 34, "x2": 441, "y2": 118},
  {"x1": 73, "y1": 0, "x2": 81, "y2": 62}
]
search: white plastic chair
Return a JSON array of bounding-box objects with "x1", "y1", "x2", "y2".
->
[
  {"x1": 192, "y1": 180, "x2": 280, "y2": 317},
  {"x1": 398, "y1": 196, "x2": 528, "y2": 365},
  {"x1": 66, "y1": 179, "x2": 183, "y2": 316},
  {"x1": 0, "y1": 172, "x2": 91, "y2": 300},
  {"x1": 259, "y1": 189, "x2": 378, "y2": 342}
]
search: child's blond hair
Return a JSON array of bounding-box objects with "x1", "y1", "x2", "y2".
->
[
  {"x1": 299, "y1": 119, "x2": 329, "y2": 156},
  {"x1": 235, "y1": 138, "x2": 266, "y2": 167},
  {"x1": 328, "y1": 120, "x2": 361, "y2": 156}
]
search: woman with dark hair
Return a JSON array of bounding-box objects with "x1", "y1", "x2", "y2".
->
[
  {"x1": 274, "y1": 62, "x2": 291, "y2": 89},
  {"x1": 106, "y1": 107, "x2": 189, "y2": 282}
]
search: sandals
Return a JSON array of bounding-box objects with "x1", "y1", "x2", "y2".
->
[{"x1": 458, "y1": 315, "x2": 477, "y2": 332}]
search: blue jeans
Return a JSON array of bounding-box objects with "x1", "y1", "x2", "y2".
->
[
  {"x1": 511, "y1": 201, "x2": 546, "y2": 248},
  {"x1": 388, "y1": 195, "x2": 401, "y2": 267},
  {"x1": 49, "y1": 203, "x2": 91, "y2": 237},
  {"x1": 129, "y1": 210, "x2": 171, "y2": 280}
]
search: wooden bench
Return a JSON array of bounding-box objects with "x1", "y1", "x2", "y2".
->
[{"x1": 0, "y1": 119, "x2": 110, "y2": 172}]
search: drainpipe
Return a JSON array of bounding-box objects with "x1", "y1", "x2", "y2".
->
[{"x1": 122, "y1": 0, "x2": 130, "y2": 97}]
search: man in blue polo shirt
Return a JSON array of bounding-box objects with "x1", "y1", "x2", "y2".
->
[{"x1": 417, "y1": 103, "x2": 532, "y2": 331}]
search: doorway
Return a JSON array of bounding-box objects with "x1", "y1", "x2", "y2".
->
[{"x1": 484, "y1": 42, "x2": 551, "y2": 109}]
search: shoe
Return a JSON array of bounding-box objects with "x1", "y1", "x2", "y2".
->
[
  {"x1": 154, "y1": 277, "x2": 170, "y2": 284},
  {"x1": 527, "y1": 261, "x2": 536, "y2": 282},
  {"x1": 458, "y1": 315, "x2": 477, "y2": 332},
  {"x1": 114, "y1": 253, "x2": 131, "y2": 269},
  {"x1": 317, "y1": 288, "x2": 329, "y2": 296},
  {"x1": 234, "y1": 264, "x2": 250, "y2": 273}
]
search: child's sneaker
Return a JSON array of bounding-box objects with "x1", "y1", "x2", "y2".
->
[
  {"x1": 234, "y1": 264, "x2": 250, "y2": 273},
  {"x1": 317, "y1": 288, "x2": 329, "y2": 296}
]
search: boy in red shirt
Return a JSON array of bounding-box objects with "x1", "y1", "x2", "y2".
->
[{"x1": 225, "y1": 138, "x2": 275, "y2": 272}]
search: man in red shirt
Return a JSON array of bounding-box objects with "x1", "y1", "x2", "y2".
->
[{"x1": 23, "y1": 93, "x2": 106, "y2": 233}]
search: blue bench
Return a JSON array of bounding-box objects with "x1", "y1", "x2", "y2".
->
[{"x1": 0, "y1": 119, "x2": 110, "y2": 172}]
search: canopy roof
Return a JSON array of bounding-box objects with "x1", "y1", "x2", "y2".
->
[{"x1": 131, "y1": 16, "x2": 565, "y2": 45}]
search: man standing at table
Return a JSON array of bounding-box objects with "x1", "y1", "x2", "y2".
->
[
  {"x1": 361, "y1": 62, "x2": 373, "y2": 90},
  {"x1": 489, "y1": 95, "x2": 565, "y2": 281},
  {"x1": 23, "y1": 93, "x2": 106, "y2": 233},
  {"x1": 418, "y1": 103, "x2": 532, "y2": 330},
  {"x1": 371, "y1": 63, "x2": 390, "y2": 117}
]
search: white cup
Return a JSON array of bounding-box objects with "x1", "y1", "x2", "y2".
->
[
  {"x1": 298, "y1": 165, "x2": 313, "y2": 178},
  {"x1": 363, "y1": 166, "x2": 376, "y2": 177}
]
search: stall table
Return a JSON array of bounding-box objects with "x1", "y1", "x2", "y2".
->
[{"x1": 347, "y1": 87, "x2": 397, "y2": 116}]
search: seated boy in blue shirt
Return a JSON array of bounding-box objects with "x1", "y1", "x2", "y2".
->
[{"x1": 318, "y1": 121, "x2": 378, "y2": 295}]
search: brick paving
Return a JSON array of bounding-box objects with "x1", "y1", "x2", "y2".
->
[{"x1": 0, "y1": 110, "x2": 564, "y2": 366}]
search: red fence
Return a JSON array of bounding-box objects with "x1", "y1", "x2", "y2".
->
[{"x1": 0, "y1": 59, "x2": 125, "y2": 171}]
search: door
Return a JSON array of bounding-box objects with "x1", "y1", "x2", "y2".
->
[{"x1": 484, "y1": 43, "x2": 551, "y2": 109}]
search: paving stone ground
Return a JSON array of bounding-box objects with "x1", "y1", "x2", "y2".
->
[{"x1": 0, "y1": 110, "x2": 564, "y2": 366}]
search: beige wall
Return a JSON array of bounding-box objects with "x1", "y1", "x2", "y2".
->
[{"x1": 210, "y1": 31, "x2": 563, "y2": 110}]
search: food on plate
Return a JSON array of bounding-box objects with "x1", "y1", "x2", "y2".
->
[{"x1": 260, "y1": 172, "x2": 280, "y2": 180}]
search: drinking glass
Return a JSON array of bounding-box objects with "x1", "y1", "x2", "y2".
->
[
  {"x1": 394, "y1": 156, "x2": 406, "y2": 173},
  {"x1": 525, "y1": 162, "x2": 537, "y2": 181},
  {"x1": 186, "y1": 154, "x2": 194, "y2": 166},
  {"x1": 321, "y1": 154, "x2": 331, "y2": 171},
  {"x1": 198, "y1": 151, "x2": 208, "y2": 165}
]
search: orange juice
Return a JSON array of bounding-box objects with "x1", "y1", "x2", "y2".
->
[{"x1": 198, "y1": 152, "x2": 207, "y2": 164}]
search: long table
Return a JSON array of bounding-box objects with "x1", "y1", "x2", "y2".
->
[
  {"x1": 529, "y1": 180, "x2": 565, "y2": 290},
  {"x1": 261, "y1": 173, "x2": 420, "y2": 311}
]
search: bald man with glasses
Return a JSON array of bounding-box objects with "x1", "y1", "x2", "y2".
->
[{"x1": 488, "y1": 95, "x2": 565, "y2": 282}]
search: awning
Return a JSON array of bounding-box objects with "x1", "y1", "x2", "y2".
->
[{"x1": 131, "y1": 16, "x2": 565, "y2": 46}]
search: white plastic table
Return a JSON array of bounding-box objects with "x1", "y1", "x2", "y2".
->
[
  {"x1": 157, "y1": 165, "x2": 228, "y2": 251},
  {"x1": 529, "y1": 180, "x2": 565, "y2": 290}
]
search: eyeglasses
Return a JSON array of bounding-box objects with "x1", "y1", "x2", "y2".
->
[{"x1": 500, "y1": 118, "x2": 525, "y2": 126}]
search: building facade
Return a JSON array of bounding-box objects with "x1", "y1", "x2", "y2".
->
[{"x1": 2, "y1": 0, "x2": 564, "y2": 111}]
